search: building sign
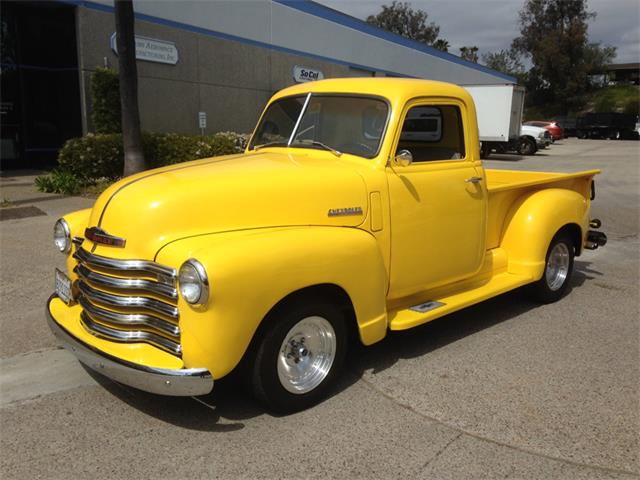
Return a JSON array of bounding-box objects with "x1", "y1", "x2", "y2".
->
[
  {"x1": 110, "y1": 33, "x2": 178, "y2": 65},
  {"x1": 293, "y1": 65, "x2": 324, "y2": 83}
]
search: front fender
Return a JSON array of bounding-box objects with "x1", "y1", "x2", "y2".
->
[
  {"x1": 500, "y1": 188, "x2": 588, "y2": 279},
  {"x1": 156, "y1": 226, "x2": 388, "y2": 379}
]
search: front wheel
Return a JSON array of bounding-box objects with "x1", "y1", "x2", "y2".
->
[
  {"x1": 528, "y1": 233, "x2": 575, "y2": 303},
  {"x1": 248, "y1": 302, "x2": 347, "y2": 413}
]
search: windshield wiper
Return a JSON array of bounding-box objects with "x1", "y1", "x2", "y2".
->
[
  {"x1": 252, "y1": 141, "x2": 288, "y2": 151},
  {"x1": 292, "y1": 140, "x2": 342, "y2": 157}
]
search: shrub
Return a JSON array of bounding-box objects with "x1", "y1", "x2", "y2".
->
[
  {"x1": 57, "y1": 133, "x2": 124, "y2": 180},
  {"x1": 91, "y1": 68, "x2": 121, "y2": 134},
  {"x1": 35, "y1": 170, "x2": 84, "y2": 195},
  {"x1": 39, "y1": 131, "x2": 247, "y2": 194}
]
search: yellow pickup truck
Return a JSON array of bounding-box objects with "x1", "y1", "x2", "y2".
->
[{"x1": 47, "y1": 78, "x2": 607, "y2": 413}]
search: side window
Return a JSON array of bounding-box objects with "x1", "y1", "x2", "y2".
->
[{"x1": 397, "y1": 105, "x2": 465, "y2": 162}]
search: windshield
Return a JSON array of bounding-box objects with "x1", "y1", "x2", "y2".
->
[{"x1": 249, "y1": 94, "x2": 389, "y2": 158}]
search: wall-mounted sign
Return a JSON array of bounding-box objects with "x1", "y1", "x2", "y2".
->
[
  {"x1": 110, "y1": 33, "x2": 179, "y2": 65},
  {"x1": 293, "y1": 65, "x2": 324, "y2": 83}
]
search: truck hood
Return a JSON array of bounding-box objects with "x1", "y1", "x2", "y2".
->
[{"x1": 86, "y1": 151, "x2": 369, "y2": 260}]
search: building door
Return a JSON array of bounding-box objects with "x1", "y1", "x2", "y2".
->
[{"x1": 1, "y1": 1, "x2": 82, "y2": 170}]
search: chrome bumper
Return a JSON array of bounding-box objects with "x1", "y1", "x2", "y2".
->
[{"x1": 46, "y1": 295, "x2": 213, "y2": 396}]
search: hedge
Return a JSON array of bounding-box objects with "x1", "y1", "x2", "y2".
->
[{"x1": 36, "y1": 131, "x2": 249, "y2": 194}]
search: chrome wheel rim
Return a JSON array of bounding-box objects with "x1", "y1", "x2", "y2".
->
[
  {"x1": 545, "y1": 243, "x2": 570, "y2": 291},
  {"x1": 277, "y1": 316, "x2": 336, "y2": 394}
]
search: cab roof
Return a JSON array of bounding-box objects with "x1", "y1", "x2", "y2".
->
[{"x1": 271, "y1": 77, "x2": 475, "y2": 109}]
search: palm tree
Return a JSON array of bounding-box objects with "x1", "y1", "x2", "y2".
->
[{"x1": 114, "y1": 0, "x2": 145, "y2": 176}]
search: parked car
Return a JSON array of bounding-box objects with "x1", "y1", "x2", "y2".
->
[
  {"x1": 47, "y1": 78, "x2": 606, "y2": 413},
  {"x1": 577, "y1": 112, "x2": 639, "y2": 140},
  {"x1": 519, "y1": 124, "x2": 551, "y2": 154},
  {"x1": 524, "y1": 120, "x2": 564, "y2": 141}
]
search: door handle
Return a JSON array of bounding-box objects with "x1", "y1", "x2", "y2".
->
[{"x1": 465, "y1": 176, "x2": 483, "y2": 184}]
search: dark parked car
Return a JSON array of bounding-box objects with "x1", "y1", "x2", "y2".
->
[
  {"x1": 576, "y1": 113, "x2": 639, "y2": 140},
  {"x1": 552, "y1": 116, "x2": 577, "y2": 137}
]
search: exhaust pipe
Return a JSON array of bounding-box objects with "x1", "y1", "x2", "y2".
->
[{"x1": 585, "y1": 230, "x2": 607, "y2": 250}]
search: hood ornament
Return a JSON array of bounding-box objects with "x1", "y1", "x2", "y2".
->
[{"x1": 85, "y1": 226, "x2": 126, "y2": 248}]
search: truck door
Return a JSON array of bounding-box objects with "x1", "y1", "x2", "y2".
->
[{"x1": 386, "y1": 100, "x2": 487, "y2": 300}]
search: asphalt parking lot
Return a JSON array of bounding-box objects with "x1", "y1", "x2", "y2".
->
[{"x1": 1, "y1": 138, "x2": 638, "y2": 479}]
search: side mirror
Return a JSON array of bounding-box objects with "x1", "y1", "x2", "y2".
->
[{"x1": 394, "y1": 149, "x2": 413, "y2": 167}]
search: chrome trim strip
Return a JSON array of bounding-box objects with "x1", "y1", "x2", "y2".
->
[
  {"x1": 81, "y1": 312, "x2": 181, "y2": 355},
  {"x1": 74, "y1": 247, "x2": 177, "y2": 280},
  {"x1": 78, "y1": 281, "x2": 179, "y2": 320},
  {"x1": 78, "y1": 295, "x2": 180, "y2": 338},
  {"x1": 46, "y1": 295, "x2": 213, "y2": 396},
  {"x1": 76, "y1": 264, "x2": 178, "y2": 301}
]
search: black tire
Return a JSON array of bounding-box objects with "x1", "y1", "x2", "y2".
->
[
  {"x1": 528, "y1": 233, "x2": 575, "y2": 304},
  {"x1": 248, "y1": 301, "x2": 347, "y2": 414},
  {"x1": 517, "y1": 137, "x2": 536, "y2": 156},
  {"x1": 480, "y1": 142, "x2": 491, "y2": 159}
]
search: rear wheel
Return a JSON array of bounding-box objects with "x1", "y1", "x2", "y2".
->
[
  {"x1": 248, "y1": 301, "x2": 347, "y2": 413},
  {"x1": 528, "y1": 233, "x2": 575, "y2": 303},
  {"x1": 480, "y1": 142, "x2": 491, "y2": 159},
  {"x1": 517, "y1": 137, "x2": 536, "y2": 155}
]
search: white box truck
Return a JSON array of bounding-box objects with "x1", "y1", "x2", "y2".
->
[{"x1": 463, "y1": 84, "x2": 527, "y2": 158}]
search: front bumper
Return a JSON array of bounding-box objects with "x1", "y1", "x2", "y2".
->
[{"x1": 46, "y1": 295, "x2": 213, "y2": 396}]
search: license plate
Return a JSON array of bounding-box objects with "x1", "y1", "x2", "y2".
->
[{"x1": 55, "y1": 269, "x2": 72, "y2": 304}]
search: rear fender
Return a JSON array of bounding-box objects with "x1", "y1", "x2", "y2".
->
[
  {"x1": 156, "y1": 227, "x2": 388, "y2": 379},
  {"x1": 500, "y1": 188, "x2": 588, "y2": 279}
]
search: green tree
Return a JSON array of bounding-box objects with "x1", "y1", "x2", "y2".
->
[
  {"x1": 366, "y1": 1, "x2": 443, "y2": 46},
  {"x1": 459, "y1": 46, "x2": 479, "y2": 63},
  {"x1": 432, "y1": 39, "x2": 450, "y2": 52},
  {"x1": 91, "y1": 68, "x2": 121, "y2": 134},
  {"x1": 481, "y1": 48, "x2": 526, "y2": 81},
  {"x1": 512, "y1": 0, "x2": 616, "y2": 113},
  {"x1": 114, "y1": 0, "x2": 145, "y2": 176}
]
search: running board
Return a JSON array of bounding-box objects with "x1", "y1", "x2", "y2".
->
[{"x1": 388, "y1": 272, "x2": 532, "y2": 331}]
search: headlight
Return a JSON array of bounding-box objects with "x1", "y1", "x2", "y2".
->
[
  {"x1": 538, "y1": 132, "x2": 545, "y2": 138},
  {"x1": 53, "y1": 218, "x2": 71, "y2": 253},
  {"x1": 178, "y1": 259, "x2": 209, "y2": 306}
]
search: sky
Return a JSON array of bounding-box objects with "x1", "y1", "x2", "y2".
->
[{"x1": 315, "y1": 0, "x2": 640, "y2": 64}]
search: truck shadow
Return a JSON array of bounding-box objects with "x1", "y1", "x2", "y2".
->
[{"x1": 91, "y1": 260, "x2": 601, "y2": 429}]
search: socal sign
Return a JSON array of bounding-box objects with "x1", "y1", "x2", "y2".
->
[{"x1": 293, "y1": 65, "x2": 324, "y2": 83}]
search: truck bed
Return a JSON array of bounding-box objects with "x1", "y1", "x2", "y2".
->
[
  {"x1": 485, "y1": 169, "x2": 600, "y2": 193},
  {"x1": 484, "y1": 169, "x2": 599, "y2": 250}
]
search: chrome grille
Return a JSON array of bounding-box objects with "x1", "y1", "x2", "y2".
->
[{"x1": 73, "y1": 246, "x2": 181, "y2": 356}]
